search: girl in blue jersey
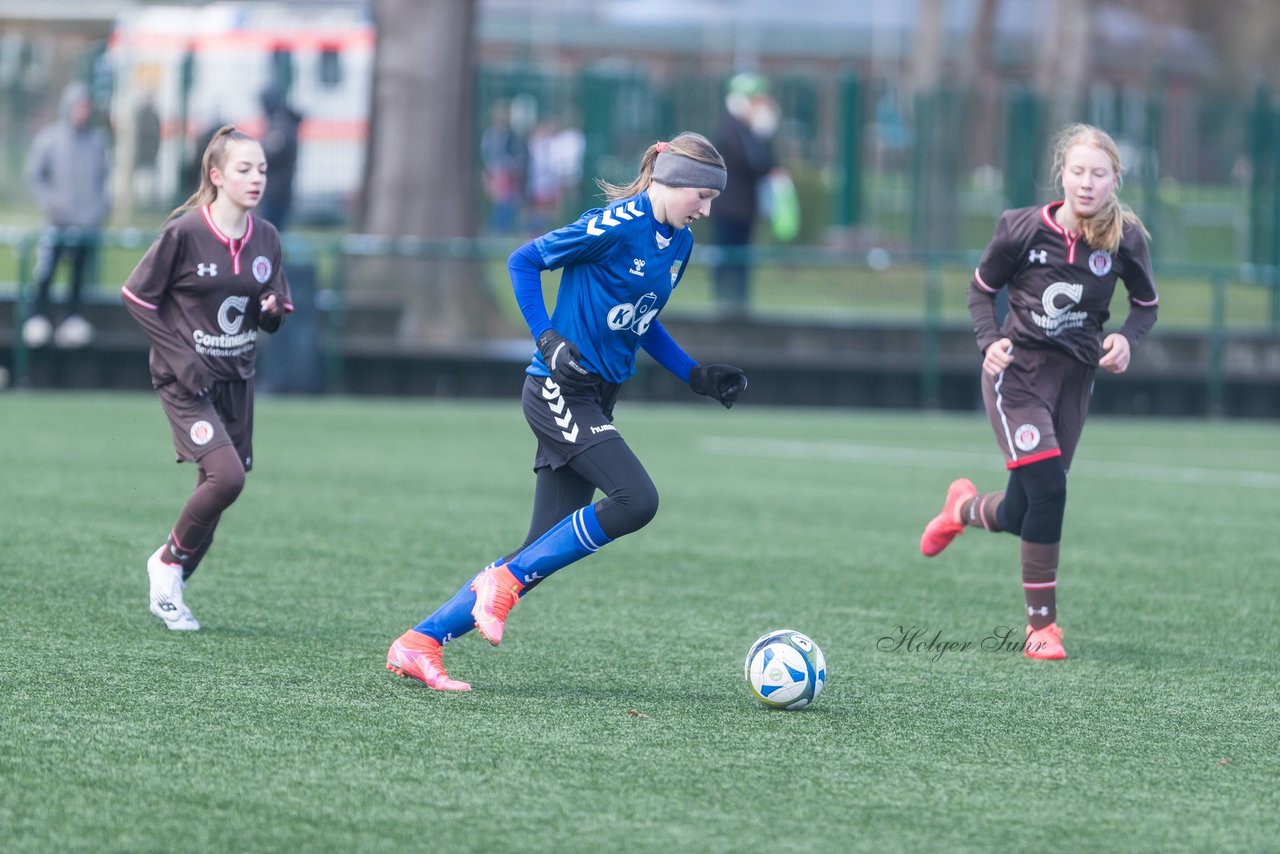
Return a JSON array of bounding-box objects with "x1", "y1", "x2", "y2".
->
[{"x1": 387, "y1": 132, "x2": 747, "y2": 691}]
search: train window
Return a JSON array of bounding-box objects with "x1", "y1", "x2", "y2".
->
[
  {"x1": 319, "y1": 47, "x2": 342, "y2": 87},
  {"x1": 270, "y1": 47, "x2": 293, "y2": 93}
]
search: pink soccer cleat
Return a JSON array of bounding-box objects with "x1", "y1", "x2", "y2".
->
[
  {"x1": 386, "y1": 630, "x2": 471, "y2": 691},
  {"x1": 1025, "y1": 623, "x2": 1067, "y2": 660},
  {"x1": 920, "y1": 478, "x2": 978, "y2": 557},
  {"x1": 470, "y1": 563, "x2": 524, "y2": 647}
]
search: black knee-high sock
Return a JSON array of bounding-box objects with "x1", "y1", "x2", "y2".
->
[{"x1": 1013, "y1": 458, "x2": 1068, "y2": 629}]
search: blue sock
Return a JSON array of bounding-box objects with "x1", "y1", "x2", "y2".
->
[
  {"x1": 413, "y1": 568, "x2": 487, "y2": 644},
  {"x1": 508, "y1": 504, "x2": 612, "y2": 589}
]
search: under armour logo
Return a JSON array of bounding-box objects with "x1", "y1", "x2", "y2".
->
[
  {"x1": 1028, "y1": 249, "x2": 1047, "y2": 264},
  {"x1": 1027, "y1": 605, "x2": 1050, "y2": 617},
  {"x1": 197, "y1": 263, "x2": 218, "y2": 277}
]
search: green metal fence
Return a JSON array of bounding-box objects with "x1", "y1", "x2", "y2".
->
[{"x1": 2, "y1": 228, "x2": 1276, "y2": 414}]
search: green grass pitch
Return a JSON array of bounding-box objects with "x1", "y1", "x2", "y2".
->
[{"x1": 1, "y1": 392, "x2": 1276, "y2": 851}]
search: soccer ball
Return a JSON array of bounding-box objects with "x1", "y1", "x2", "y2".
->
[{"x1": 744, "y1": 629, "x2": 826, "y2": 710}]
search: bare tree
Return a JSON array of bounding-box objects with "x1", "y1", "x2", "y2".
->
[
  {"x1": 1036, "y1": 0, "x2": 1093, "y2": 130},
  {"x1": 355, "y1": 0, "x2": 506, "y2": 348},
  {"x1": 961, "y1": 0, "x2": 1001, "y2": 172},
  {"x1": 907, "y1": 0, "x2": 963, "y2": 251}
]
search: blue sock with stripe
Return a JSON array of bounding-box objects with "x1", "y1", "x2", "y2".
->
[
  {"x1": 413, "y1": 568, "x2": 486, "y2": 644},
  {"x1": 507, "y1": 504, "x2": 612, "y2": 590}
]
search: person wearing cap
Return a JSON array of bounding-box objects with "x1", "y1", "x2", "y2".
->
[
  {"x1": 710, "y1": 72, "x2": 781, "y2": 314},
  {"x1": 385, "y1": 132, "x2": 748, "y2": 691}
]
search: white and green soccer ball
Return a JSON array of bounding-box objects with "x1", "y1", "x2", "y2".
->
[{"x1": 744, "y1": 629, "x2": 826, "y2": 710}]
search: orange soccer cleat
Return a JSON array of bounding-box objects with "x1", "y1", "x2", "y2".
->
[
  {"x1": 470, "y1": 563, "x2": 524, "y2": 647},
  {"x1": 385, "y1": 630, "x2": 471, "y2": 691},
  {"x1": 1024, "y1": 623, "x2": 1067, "y2": 660},
  {"x1": 920, "y1": 478, "x2": 978, "y2": 557}
]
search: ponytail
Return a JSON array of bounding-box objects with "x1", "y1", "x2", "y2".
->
[{"x1": 597, "y1": 132, "x2": 725, "y2": 202}]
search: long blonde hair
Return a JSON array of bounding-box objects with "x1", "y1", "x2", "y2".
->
[
  {"x1": 166, "y1": 124, "x2": 258, "y2": 222},
  {"x1": 597, "y1": 131, "x2": 725, "y2": 201},
  {"x1": 1051, "y1": 123, "x2": 1149, "y2": 253}
]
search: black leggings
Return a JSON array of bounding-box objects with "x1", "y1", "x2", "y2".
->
[
  {"x1": 515, "y1": 438, "x2": 659, "y2": 553},
  {"x1": 997, "y1": 457, "x2": 1068, "y2": 545}
]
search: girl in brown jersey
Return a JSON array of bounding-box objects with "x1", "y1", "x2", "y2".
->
[
  {"x1": 123, "y1": 126, "x2": 292, "y2": 630},
  {"x1": 919, "y1": 123, "x2": 1159, "y2": 660}
]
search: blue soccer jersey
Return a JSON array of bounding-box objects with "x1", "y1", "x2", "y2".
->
[{"x1": 530, "y1": 192, "x2": 694, "y2": 384}]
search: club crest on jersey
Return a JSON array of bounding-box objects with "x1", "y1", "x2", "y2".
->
[
  {"x1": 1088, "y1": 249, "x2": 1112, "y2": 277},
  {"x1": 670, "y1": 260, "x2": 683, "y2": 285},
  {"x1": 1014, "y1": 423, "x2": 1041, "y2": 452},
  {"x1": 190, "y1": 420, "x2": 215, "y2": 445},
  {"x1": 196, "y1": 263, "x2": 218, "y2": 277},
  {"x1": 252, "y1": 255, "x2": 273, "y2": 284}
]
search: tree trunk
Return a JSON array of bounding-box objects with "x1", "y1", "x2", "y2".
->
[
  {"x1": 354, "y1": 0, "x2": 507, "y2": 348},
  {"x1": 1037, "y1": 0, "x2": 1093, "y2": 132},
  {"x1": 961, "y1": 0, "x2": 1001, "y2": 174},
  {"x1": 908, "y1": 0, "x2": 961, "y2": 251}
]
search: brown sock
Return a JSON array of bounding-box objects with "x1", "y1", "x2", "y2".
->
[
  {"x1": 1021, "y1": 540, "x2": 1060, "y2": 629},
  {"x1": 168, "y1": 444, "x2": 244, "y2": 569},
  {"x1": 960, "y1": 491, "x2": 1005, "y2": 532}
]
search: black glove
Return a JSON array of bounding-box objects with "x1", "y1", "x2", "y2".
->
[
  {"x1": 689, "y1": 364, "x2": 748, "y2": 409},
  {"x1": 536, "y1": 328, "x2": 592, "y2": 384}
]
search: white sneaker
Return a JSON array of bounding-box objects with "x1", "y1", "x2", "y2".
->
[
  {"x1": 22, "y1": 314, "x2": 52, "y2": 348},
  {"x1": 54, "y1": 314, "x2": 94, "y2": 348},
  {"x1": 147, "y1": 545, "x2": 200, "y2": 631}
]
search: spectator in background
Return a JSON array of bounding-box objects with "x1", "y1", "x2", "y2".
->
[
  {"x1": 22, "y1": 81, "x2": 111, "y2": 349},
  {"x1": 257, "y1": 86, "x2": 302, "y2": 231},
  {"x1": 480, "y1": 100, "x2": 525, "y2": 235},
  {"x1": 525, "y1": 118, "x2": 562, "y2": 234},
  {"x1": 133, "y1": 94, "x2": 163, "y2": 210},
  {"x1": 710, "y1": 72, "x2": 781, "y2": 315},
  {"x1": 550, "y1": 113, "x2": 586, "y2": 220}
]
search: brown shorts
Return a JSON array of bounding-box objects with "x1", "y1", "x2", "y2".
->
[
  {"x1": 522, "y1": 373, "x2": 622, "y2": 471},
  {"x1": 158, "y1": 379, "x2": 255, "y2": 470},
  {"x1": 981, "y1": 345, "x2": 1094, "y2": 471}
]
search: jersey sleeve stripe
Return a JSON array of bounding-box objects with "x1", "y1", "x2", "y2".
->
[
  {"x1": 973, "y1": 268, "x2": 998, "y2": 293},
  {"x1": 1130, "y1": 295, "x2": 1159, "y2": 307},
  {"x1": 121, "y1": 285, "x2": 159, "y2": 311}
]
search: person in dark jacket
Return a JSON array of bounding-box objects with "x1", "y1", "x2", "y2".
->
[
  {"x1": 710, "y1": 72, "x2": 779, "y2": 314},
  {"x1": 257, "y1": 86, "x2": 302, "y2": 231}
]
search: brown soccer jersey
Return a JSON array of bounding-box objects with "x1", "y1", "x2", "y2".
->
[
  {"x1": 122, "y1": 206, "x2": 293, "y2": 392},
  {"x1": 969, "y1": 202, "x2": 1159, "y2": 365}
]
